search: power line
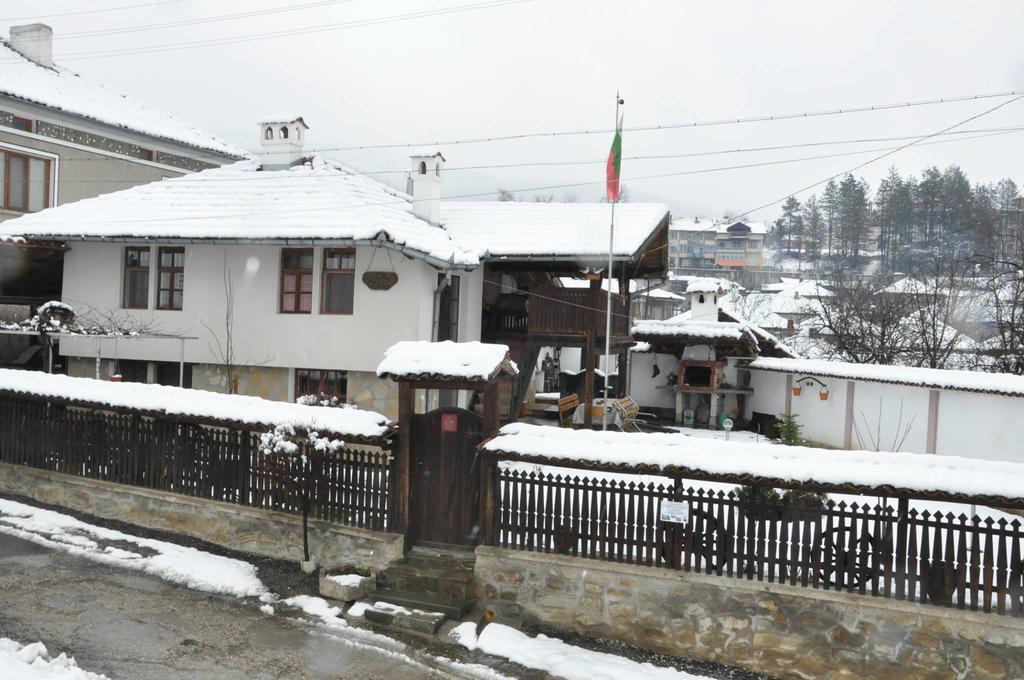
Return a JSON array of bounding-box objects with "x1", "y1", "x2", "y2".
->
[
  {"x1": 723, "y1": 93, "x2": 1024, "y2": 226},
  {"x1": 24, "y1": 125, "x2": 1024, "y2": 187},
  {"x1": 0, "y1": 0, "x2": 533, "y2": 63},
  {"x1": 52, "y1": 0, "x2": 366, "y2": 41},
  {"x1": 0, "y1": 0, "x2": 186, "y2": 22},
  {"x1": 9, "y1": 125, "x2": 1022, "y2": 224}
]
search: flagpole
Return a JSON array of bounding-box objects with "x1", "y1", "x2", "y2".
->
[{"x1": 602, "y1": 93, "x2": 622, "y2": 431}]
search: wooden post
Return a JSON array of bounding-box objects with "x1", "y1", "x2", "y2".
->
[
  {"x1": 926, "y1": 389, "x2": 940, "y2": 454},
  {"x1": 480, "y1": 382, "x2": 499, "y2": 545},
  {"x1": 843, "y1": 380, "x2": 855, "y2": 450},
  {"x1": 396, "y1": 381, "x2": 413, "y2": 539}
]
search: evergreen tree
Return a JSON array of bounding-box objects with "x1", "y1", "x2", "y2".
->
[
  {"x1": 779, "y1": 196, "x2": 803, "y2": 256},
  {"x1": 801, "y1": 194, "x2": 824, "y2": 262},
  {"x1": 821, "y1": 179, "x2": 839, "y2": 256}
]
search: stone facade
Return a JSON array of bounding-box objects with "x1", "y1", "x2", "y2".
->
[
  {"x1": 348, "y1": 371, "x2": 399, "y2": 421},
  {"x1": 0, "y1": 463, "x2": 404, "y2": 569},
  {"x1": 474, "y1": 546, "x2": 1024, "y2": 680},
  {"x1": 191, "y1": 363, "x2": 290, "y2": 402}
]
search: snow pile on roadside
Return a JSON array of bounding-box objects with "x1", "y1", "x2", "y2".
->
[
  {"x1": 0, "y1": 368, "x2": 391, "y2": 441},
  {"x1": 0, "y1": 638, "x2": 109, "y2": 680},
  {"x1": 0, "y1": 499, "x2": 265, "y2": 598},
  {"x1": 452, "y1": 623, "x2": 709, "y2": 680}
]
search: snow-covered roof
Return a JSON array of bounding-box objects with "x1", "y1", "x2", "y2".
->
[
  {"x1": 670, "y1": 218, "x2": 767, "y2": 235},
  {"x1": 683, "y1": 277, "x2": 724, "y2": 294},
  {"x1": 440, "y1": 202, "x2": 669, "y2": 259},
  {"x1": 257, "y1": 114, "x2": 307, "y2": 126},
  {"x1": 632, "y1": 317, "x2": 757, "y2": 342},
  {"x1": 557, "y1": 278, "x2": 683, "y2": 300},
  {"x1": 0, "y1": 40, "x2": 246, "y2": 158},
  {"x1": 761, "y1": 278, "x2": 833, "y2": 297},
  {"x1": 0, "y1": 368, "x2": 392, "y2": 441},
  {"x1": 0, "y1": 156, "x2": 480, "y2": 266},
  {"x1": 749, "y1": 357, "x2": 1024, "y2": 397},
  {"x1": 376, "y1": 340, "x2": 518, "y2": 382},
  {"x1": 483, "y1": 422, "x2": 1024, "y2": 505}
]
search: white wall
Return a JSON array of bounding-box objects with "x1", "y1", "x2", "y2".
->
[
  {"x1": 60, "y1": 241, "x2": 481, "y2": 377},
  {"x1": 748, "y1": 368, "x2": 1024, "y2": 462},
  {"x1": 628, "y1": 352, "x2": 677, "y2": 410}
]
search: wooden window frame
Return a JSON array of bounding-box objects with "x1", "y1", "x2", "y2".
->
[
  {"x1": 157, "y1": 246, "x2": 185, "y2": 311},
  {"x1": 436, "y1": 274, "x2": 461, "y2": 342},
  {"x1": 11, "y1": 116, "x2": 32, "y2": 133},
  {"x1": 122, "y1": 246, "x2": 151, "y2": 309},
  {"x1": 2, "y1": 151, "x2": 50, "y2": 213},
  {"x1": 279, "y1": 247, "x2": 314, "y2": 314},
  {"x1": 295, "y1": 368, "x2": 348, "y2": 402},
  {"x1": 320, "y1": 247, "x2": 356, "y2": 315}
]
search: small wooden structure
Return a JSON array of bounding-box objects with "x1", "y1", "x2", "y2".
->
[{"x1": 378, "y1": 341, "x2": 517, "y2": 548}]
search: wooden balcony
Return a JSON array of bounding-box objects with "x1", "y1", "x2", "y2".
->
[{"x1": 483, "y1": 286, "x2": 630, "y2": 346}]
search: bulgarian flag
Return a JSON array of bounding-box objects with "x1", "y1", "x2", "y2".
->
[{"x1": 605, "y1": 113, "x2": 623, "y2": 202}]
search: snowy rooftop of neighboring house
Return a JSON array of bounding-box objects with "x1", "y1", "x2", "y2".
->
[
  {"x1": 669, "y1": 217, "x2": 767, "y2": 235},
  {"x1": 440, "y1": 202, "x2": 669, "y2": 260},
  {"x1": 0, "y1": 39, "x2": 246, "y2": 158},
  {"x1": 749, "y1": 357, "x2": 1024, "y2": 397},
  {"x1": 0, "y1": 157, "x2": 670, "y2": 268},
  {"x1": 482, "y1": 422, "x2": 1024, "y2": 504},
  {"x1": 761, "y1": 278, "x2": 833, "y2": 297},
  {"x1": 376, "y1": 340, "x2": 518, "y2": 382},
  {"x1": 0, "y1": 368, "x2": 392, "y2": 441}
]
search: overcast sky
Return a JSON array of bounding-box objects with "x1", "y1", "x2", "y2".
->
[{"x1": 5, "y1": 0, "x2": 1024, "y2": 220}]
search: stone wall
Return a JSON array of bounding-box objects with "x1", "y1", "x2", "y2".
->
[
  {"x1": 347, "y1": 371, "x2": 399, "y2": 421},
  {"x1": 474, "y1": 546, "x2": 1024, "y2": 680},
  {"x1": 0, "y1": 463, "x2": 404, "y2": 569},
  {"x1": 191, "y1": 363, "x2": 290, "y2": 402}
]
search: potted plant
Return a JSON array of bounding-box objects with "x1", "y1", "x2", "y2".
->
[
  {"x1": 792, "y1": 384, "x2": 802, "y2": 396},
  {"x1": 819, "y1": 388, "x2": 830, "y2": 401}
]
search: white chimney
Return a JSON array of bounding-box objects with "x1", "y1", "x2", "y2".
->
[
  {"x1": 686, "y1": 278, "x2": 723, "y2": 322},
  {"x1": 257, "y1": 115, "x2": 308, "y2": 170},
  {"x1": 10, "y1": 24, "x2": 54, "y2": 69},
  {"x1": 407, "y1": 151, "x2": 445, "y2": 225}
]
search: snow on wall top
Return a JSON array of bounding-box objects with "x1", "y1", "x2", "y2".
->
[
  {"x1": 0, "y1": 156, "x2": 480, "y2": 266},
  {"x1": 0, "y1": 40, "x2": 246, "y2": 158},
  {"x1": 749, "y1": 357, "x2": 1024, "y2": 398},
  {"x1": 376, "y1": 341, "x2": 518, "y2": 382},
  {"x1": 0, "y1": 368, "x2": 391, "y2": 441},
  {"x1": 631, "y1": 317, "x2": 758, "y2": 343},
  {"x1": 483, "y1": 422, "x2": 1024, "y2": 503},
  {"x1": 440, "y1": 202, "x2": 669, "y2": 258}
]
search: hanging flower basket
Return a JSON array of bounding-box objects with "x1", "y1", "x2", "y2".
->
[
  {"x1": 819, "y1": 389, "x2": 830, "y2": 401},
  {"x1": 792, "y1": 385, "x2": 802, "y2": 397},
  {"x1": 362, "y1": 271, "x2": 398, "y2": 290}
]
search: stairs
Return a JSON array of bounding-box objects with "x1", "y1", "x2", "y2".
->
[{"x1": 371, "y1": 546, "x2": 477, "y2": 620}]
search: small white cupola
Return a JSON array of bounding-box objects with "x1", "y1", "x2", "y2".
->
[
  {"x1": 407, "y1": 150, "x2": 445, "y2": 225},
  {"x1": 686, "y1": 278, "x2": 724, "y2": 322},
  {"x1": 257, "y1": 115, "x2": 309, "y2": 170},
  {"x1": 10, "y1": 23, "x2": 54, "y2": 68}
]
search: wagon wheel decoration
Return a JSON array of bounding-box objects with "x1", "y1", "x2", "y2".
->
[{"x1": 685, "y1": 507, "x2": 730, "y2": 573}]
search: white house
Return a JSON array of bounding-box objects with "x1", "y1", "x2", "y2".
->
[{"x1": 0, "y1": 117, "x2": 670, "y2": 419}]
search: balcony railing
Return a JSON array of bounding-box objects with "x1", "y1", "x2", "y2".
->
[{"x1": 484, "y1": 287, "x2": 629, "y2": 340}]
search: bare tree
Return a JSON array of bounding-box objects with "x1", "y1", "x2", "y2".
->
[
  {"x1": 813, "y1": 272, "x2": 913, "y2": 364},
  {"x1": 201, "y1": 251, "x2": 272, "y2": 394},
  {"x1": 900, "y1": 257, "x2": 979, "y2": 370}
]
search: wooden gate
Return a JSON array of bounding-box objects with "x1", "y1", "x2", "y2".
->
[{"x1": 409, "y1": 407, "x2": 483, "y2": 546}]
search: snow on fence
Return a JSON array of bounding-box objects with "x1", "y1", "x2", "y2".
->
[
  {"x1": 0, "y1": 391, "x2": 395, "y2": 532},
  {"x1": 481, "y1": 425, "x2": 1024, "y2": 617}
]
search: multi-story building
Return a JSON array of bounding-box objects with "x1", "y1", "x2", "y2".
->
[{"x1": 668, "y1": 217, "x2": 766, "y2": 272}]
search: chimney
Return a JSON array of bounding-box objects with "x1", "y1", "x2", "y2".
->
[
  {"x1": 10, "y1": 24, "x2": 54, "y2": 68},
  {"x1": 686, "y1": 278, "x2": 723, "y2": 322},
  {"x1": 257, "y1": 115, "x2": 309, "y2": 170},
  {"x1": 407, "y1": 151, "x2": 445, "y2": 225}
]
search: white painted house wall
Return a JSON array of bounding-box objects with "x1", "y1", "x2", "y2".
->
[{"x1": 59, "y1": 240, "x2": 482, "y2": 379}]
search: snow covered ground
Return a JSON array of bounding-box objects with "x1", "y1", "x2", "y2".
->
[
  {"x1": 0, "y1": 499, "x2": 265, "y2": 597},
  {"x1": 452, "y1": 622, "x2": 710, "y2": 680},
  {"x1": 0, "y1": 638, "x2": 109, "y2": 680}
]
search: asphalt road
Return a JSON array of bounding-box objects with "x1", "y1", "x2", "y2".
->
[{"x1": 0, "y1": 532, "x2": 444, "y2": 680}]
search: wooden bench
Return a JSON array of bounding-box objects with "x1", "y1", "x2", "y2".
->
[{"x1": 557, "y1": 394, "x2": 580, "y2": 428}]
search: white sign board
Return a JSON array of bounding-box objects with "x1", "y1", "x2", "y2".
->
[{"x1": 659, "y1": 500, "x2": 690, "y2": 524}]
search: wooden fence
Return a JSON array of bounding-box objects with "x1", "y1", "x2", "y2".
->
[
  {"x1": 0, "y1": 397, "x2": 394, "y2": 532},
  {"x1": 490, "y1": 464, "x2": 1024, "y2": 618}
]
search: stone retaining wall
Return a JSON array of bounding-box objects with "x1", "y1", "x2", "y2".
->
[
  {"x1": 474, "y1": 546, "x2": 1024, "y2": 680},
  {"x1": 0, "y1": 463, "x2": 404, "y2": 569}
]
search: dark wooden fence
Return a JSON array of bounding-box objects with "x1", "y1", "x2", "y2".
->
[
  {"x1": 0, "y1": 397, "x2": 394, "y2": 532},
  {"x1": 490, "y1": 464, "x2": 1024, "y2": 618}
]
